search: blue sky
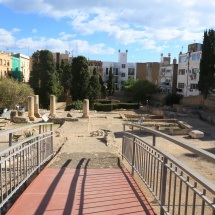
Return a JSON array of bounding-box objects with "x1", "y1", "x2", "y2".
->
[{"x1": 0, "y1": 0, "x2": 214, "y2": 63}]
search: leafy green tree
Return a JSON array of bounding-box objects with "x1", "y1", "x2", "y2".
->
[
  {"x1": 107, "y1": 67, "x2": 114, "y2": 96},
  {"x1": 71, "y1": 56, "x2": 89, "y2": 101},
  {"x1": 0, "y1": 78, "x2": 34, "y2": 109},
  {"x1": 29, "y1": 50, "x2": 63, "y2": 108},
  {"x1": 199, "y1": 29, "x2": 215, "y2": 97},
  {"x1": 124, "y1": 79, "x2": 157, "y2": 102},
  {"x1": 88, "y1": 68, "x2": 101, "y2": 103}
]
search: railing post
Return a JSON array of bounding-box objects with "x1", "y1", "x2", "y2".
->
[
  {"x1": 9, "y1": 133, "x2": 13, "y2": 147},
  {"x1": 50, "y1": 124, "x2": 53, "y2": 155},
  {"x1": 36, "y1": 136, "x2": 40, "y2": 174},
  {"x1": 160, "y1": 156, "x2": 168, "y2": 215},
  {"x1": 153, "y1": 134, "x2": 156, "y2": 147},
  {"x1": 122, "y1": 124, "x2": 125, "y2": 160},
  {"x1": 131, "y1": 137, "x2": 136, "y2": 176}
]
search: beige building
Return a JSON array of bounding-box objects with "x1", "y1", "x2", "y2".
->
[
  {"x1": 88, "y1": 60, "x2": 103, "y2": 76},
  {"x1": 52, "y1": 51, "x2": 72, "y2": 67},
  {"x1": 12, "y1": 53, "x2": 30, "y2": 82},
  {"x1": 136, "y1": 62, "x2": 160, "y2": 85},
  {"x1": 0, "y1": 51, "x2": 12, "y2": 78}
]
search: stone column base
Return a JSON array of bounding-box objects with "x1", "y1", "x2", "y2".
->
[
  {"x1": 29, "y1": 116, "x2": 35, "y2": 121},
  {"x1": 34, "y1": 113, "x2": 42, "y2": 118}
]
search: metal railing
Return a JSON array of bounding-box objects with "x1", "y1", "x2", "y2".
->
[
  {"x1": 0, "y1": 123, "x2": 53, "y2": 213},
  {"x1": 122, "y1": 123, "x2": 215, "y2": 215}
]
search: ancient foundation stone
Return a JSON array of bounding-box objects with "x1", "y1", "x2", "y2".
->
[{"x1": 189, "y1": 130, "x2": 204, "y2": 139}]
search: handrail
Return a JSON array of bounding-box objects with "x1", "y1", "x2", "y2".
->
[
  {"x1": 123, "y1": 122, "x2": 215, "y2": 162},
  {"x1": 122, "y1": 123, "x2": 215, "y2": 215},
  {"x1": 0, "y1": 122, "x2": 54, "y2": 213}
]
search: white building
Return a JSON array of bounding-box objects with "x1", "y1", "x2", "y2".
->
[
  {"x1": 102, "y1": 50, "x2": 136, "y2": 91},
  {"x1": 158, "y1": 53, "x2": 178, "y2": 94},
  {"x1": 177, "y1": 43, "x2": 202, "y2": 97}
]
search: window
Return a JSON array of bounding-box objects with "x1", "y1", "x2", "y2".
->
[
  {"x1": 0, "y1": 59, "x2": 2, "y2": 65},
  {"x1": 191, "y1": 53, "x2": 200, "y2": 61},
  {"x1": 190, "y1": 84, "x2": 198, "y2": 89},
  {"x1": 178, "y1": 83, "x2": 185, "y2": 88},
  {"x1": 106, "y1": 68, "x2": 108, "y2": 75},
  {"x1": 128, "y1": 68, "x2": 134, "y2": 75},
  {"x1": 179, "y1": 56, "x2": 187, "y2": 63},
  {"x1": 121, "y1": 73, "x2": 125, "y2": 77},
  {"x1": 179, "y1": 69, "x2": 185, "y2": 75},
  {"x1": 122, "y1": 64, "x2": 126, "y2": 68}
]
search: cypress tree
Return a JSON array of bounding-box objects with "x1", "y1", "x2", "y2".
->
[
  {"x1": 199, "y1": 29, "x2": 215, "y2": 96},
  {"x1": 107, "y1": 67, "x2": 114, "y2": 96},
  {"x1": 71, "y1": 56, "x2": 89, "y2": 101},
  {"x1": 88, "y1": 68, "x2": 101, "y2": 103}
]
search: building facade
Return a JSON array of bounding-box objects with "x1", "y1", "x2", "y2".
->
[
  {"x1": 102, "y1": 50, "x2": 136, "y2": 91},
  {"x1": 88, "y1": 60, "x2": 103, "y2": 77},
  {"x1": 0, "y1": 52, "x2": 12, "y2": 79},
  {"x1": 11, "y1": 56, "x2": 22, "y2": 81},
  {"x1": 176, "y1": 43, "x2": 202, "y2": 97},
  {"x1": 158, "y1": 54, "x2": 178, "y2": 94},
  {"x1": 136, "y1": 62, "x2": 160, "y2": 85},
  {"x1": 52, "y1": 51, "x2": 72, "y2": 67},
  {"x1": 12, "y1": 53, "x2": 30, "y2": 82}
]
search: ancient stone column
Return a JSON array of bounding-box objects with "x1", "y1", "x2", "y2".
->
[
  {"x1": 34, "y1": 95, "x2": 41, "y2": 118},
  {"x1": 82, "y1": 99, "x2": 89, "y2": 118},
  {"x1": 50, "y1": 95, "x2": 56, "y2": 117},
  {"x1": 28, "y1": 96, "x2": 35, "y2": 121}
]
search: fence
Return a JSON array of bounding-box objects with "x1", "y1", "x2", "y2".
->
[
  {"x1": 0, "y1": 123, "x2": 53, "y2": 214},
  {"x1": 122, "y1": 123, "x2": 215, "y2": 215}
]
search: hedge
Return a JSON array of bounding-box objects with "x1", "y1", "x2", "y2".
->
[{"x1": 94, "y1": 102, "x2": 138, "y2": 111}]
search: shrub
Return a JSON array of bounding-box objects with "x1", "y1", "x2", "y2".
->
[
  {"x1": 65, "y1": 100, "x2": 83, "y2": 111},
  {"x1": 163, "y1": 94, "x2": 183, "y2": 106},
  {"x1": 93, "y1": 103, "x2": 113, "y2": 111},
  {"x1": 93, "y1": 102, "x2": 139, "y2": 111}
]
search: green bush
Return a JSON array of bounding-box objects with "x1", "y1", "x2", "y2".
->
[
  {"x1": 115, "y1": 103, "x2": 139, "y2": 109},
  {"x1": 94, "y1": 103, "x2": 113, "y2": 111},
  {"x1": 163, "y1": 94, "x2": 183, "y2": 106},
  {"x1": 65, "y1": 100, "x2": 83, "y2": 111},
  {"x1": 93, "y1": 102, "x2": 139, "y2": 111}
]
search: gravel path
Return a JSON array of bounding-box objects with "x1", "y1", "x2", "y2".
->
[{"x1": 48, "y1": 114, "x2": 125, "y2": 169}]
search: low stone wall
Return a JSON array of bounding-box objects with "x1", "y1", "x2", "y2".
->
[
  {"x1": 180, "y1": 95, "x2": 204, "y2": 106},
  {"x1": 198, "y1": 111, "x2": 215, "y2": 125},
  {"x1": 164, "y1": 128, "x2": 192, "y2": 135},
  {"x1": 204, "y1": 94, "x2": 215, "y2": 110}
]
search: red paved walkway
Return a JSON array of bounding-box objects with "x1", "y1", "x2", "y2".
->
[{"x1": 7, "y1": 168, "x2": 155, "y2": 215}]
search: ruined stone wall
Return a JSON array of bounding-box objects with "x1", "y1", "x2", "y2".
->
[
  {"x1": 180, "y1": 95, "x2": 204, "y2": 106},
  {"x1": 204, "y1": 94, "x2": 215, "y2": 110}
]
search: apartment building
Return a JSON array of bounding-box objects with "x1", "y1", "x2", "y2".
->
[
  {"x1": 102, "y1": 50, "x2": 136, "y2": 91},
  {"x1": 88, "y1": 60, "x2": 103, "y2": 77},
  {"x1": 176, "y1": 43, "x2": 202, "y2": 97},
  {"x1": 0, "y1": 51, "x2": 12, "y2": 78},
  {"x1": 158, "y1": 54, "x2": 178, "y2": 94},
  {"x1": 52, "y1": 50, "x2": 72, "y2": 68},
  {"x1": 136, "y1": 62, "x2": 160, "y2": 85},
  {"x1": 11, "y1": 56, "x2": 22, "y2": 81},
  {"x1": 12, "y1": 53, "x2": 30, "y2": 82}
]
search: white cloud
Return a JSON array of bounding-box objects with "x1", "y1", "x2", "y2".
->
[{"x1": 1, "y1": 0, "x2": 215, "y2": 56}]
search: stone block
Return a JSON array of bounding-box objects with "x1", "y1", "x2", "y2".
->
[{"x1": 189, "y1": 130, "x2": 204, "y2": 139}]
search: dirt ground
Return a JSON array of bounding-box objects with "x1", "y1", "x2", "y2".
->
[{"x1": 1, "y1": 108, "x2": 214, "y2": 214}]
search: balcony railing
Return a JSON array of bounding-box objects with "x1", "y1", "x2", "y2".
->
[
  {"x1": 0, "y1": 123, "x2": 53, "y2": 213},
  {"x1": 122, "y1": 123, "x2": 215, "y2": 215}
]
